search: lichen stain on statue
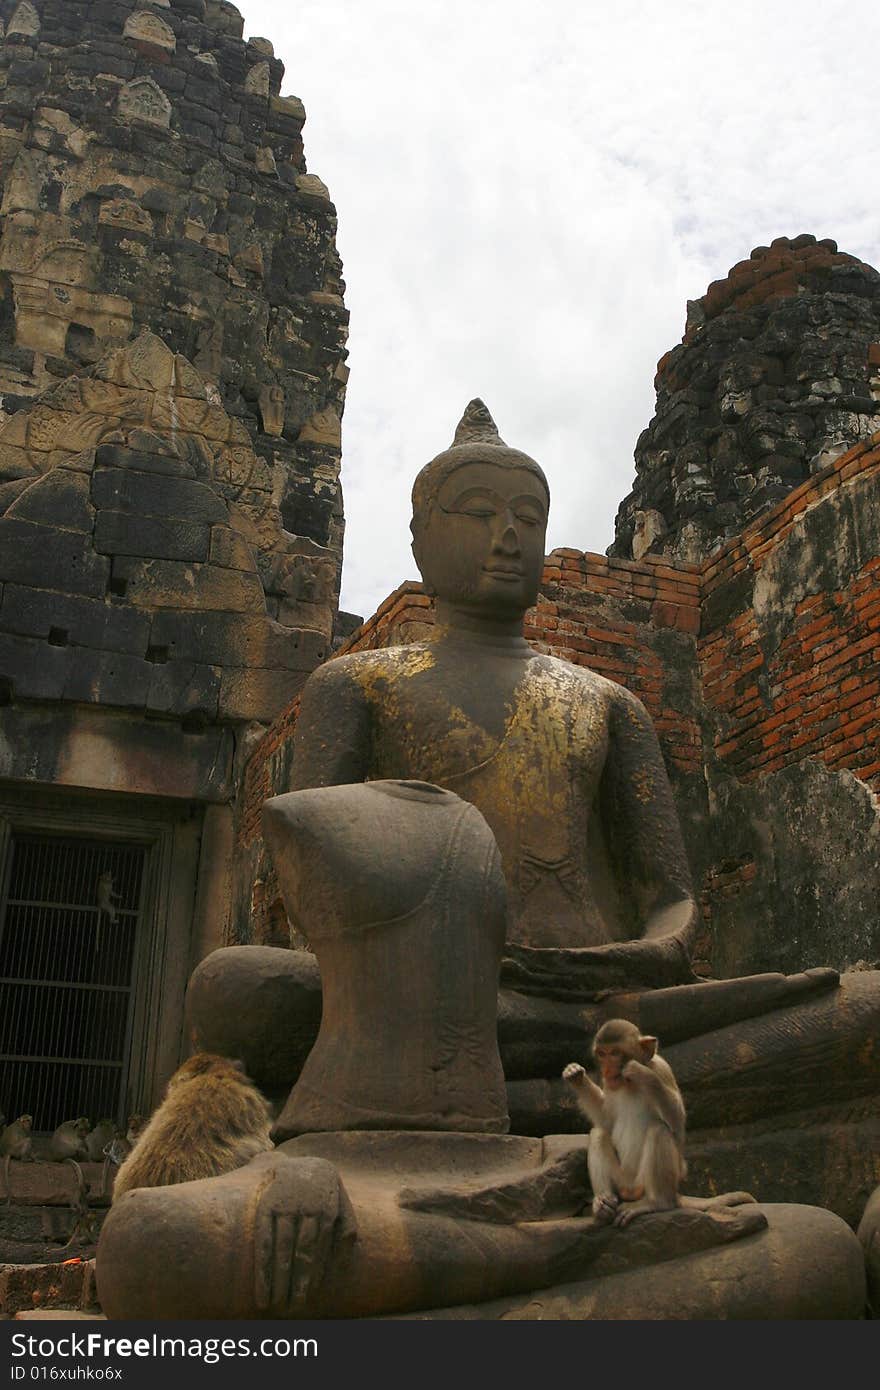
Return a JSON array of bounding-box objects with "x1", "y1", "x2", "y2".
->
[{"x1": 96, "y1": 403, "x2": 871, "y2": 1319}]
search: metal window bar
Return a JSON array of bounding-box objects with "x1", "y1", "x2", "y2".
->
[{"x1": 0, "y1": 833, "x2": 147, "y2": 1133}]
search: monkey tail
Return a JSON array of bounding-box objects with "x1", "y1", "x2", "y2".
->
[
  {"x1": 680, "y1": 1191, "x2": 757, "y2": 1210},
  {"x1": 64, "y1": 1157, "x2": 87, "y2": 1201}
]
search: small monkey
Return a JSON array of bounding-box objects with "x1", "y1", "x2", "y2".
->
[
  {"x1": 125, "y1": 1114, "x2": 145, "y2": 1148},
  {"x1": 112, "y1": 1053, "x2": 273, "y2": 1202},
  {"x1": 564, "y1": 1020, "x2": 754, "y2": 1227},
  {"x1": 49, "y1": 1117, "x2": 90, "y2": 1164},
  {"x1": 100, "y1": 1125, "x2": 132, "y2": 1200},
  {"x1": 1, "y1": 1114, "x2": 34, "y2": 1203},
  {"x1": 85, "y1": 1118, "x2": 117, "y2": 1164},
  {"x1": 0, "y1": 1113, "x2": 33, "y2": 1160},
  {"x1": 95, "y1": 872, "x2": 121, "y2": 952},
  {"x1": 49, "y1": 1117, "x2": 91, "y2": 1203}
]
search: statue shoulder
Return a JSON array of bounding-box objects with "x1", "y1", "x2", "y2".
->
[
  {"x1": 529, "y1": 652, "x2": 624, "y2": 707},
  {"x1": 302, "y1": 643, "x2": 435, "y2": 698}
]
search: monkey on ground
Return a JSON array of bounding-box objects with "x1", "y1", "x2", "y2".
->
[
  {"x1": 49, "y1": 1117, "x2": 90, "y2": 1163},
  {"x1": 112, "y1": 1053, "x2": 273, "y2": 1202},
  {"x1": 0, "y1": 1114, "x2": 34, "y2": 1203},
  {"x1": 125, "y1": 1114, "x2": 145, "y2": 1148},
  {"x1": 100, "y1": 1125, "x2": 131, "y2": 1199},
  {"x1": 85, "y1": 1119, "x2": 117, "y2": 1165},
  {"x1": 49, "y1": 1117, "x2": 91, "y2": 1203},
  {"x1": 563, "y1": 1019, "x2": 754, "y2": 1227}
]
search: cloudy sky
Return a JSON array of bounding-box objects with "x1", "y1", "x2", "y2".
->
[{"x1": 243, "y1": 0, "x2": 878, "y2": 621}]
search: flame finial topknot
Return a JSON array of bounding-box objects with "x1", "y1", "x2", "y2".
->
[{"x1": 451, "y1": 399, "x2": 507, "y2": 448}]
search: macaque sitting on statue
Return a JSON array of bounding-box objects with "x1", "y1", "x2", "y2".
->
[{"x1": 564, "y1": 1020, "x2": 754, "y2": 1226}]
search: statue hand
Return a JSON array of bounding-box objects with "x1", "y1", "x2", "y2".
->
[{"x1": 253, "y1": 1154, "x2": 356, "y2": 1315}]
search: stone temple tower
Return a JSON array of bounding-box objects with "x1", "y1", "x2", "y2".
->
[
  {"x1": 0, "y1": 0, "x2": 347, "y2": 620},
  {"x1": 0, "y1": 1, "x2": 348, "y2": 1130},
  {"x1": 612, "y1": 235, "x2": 880, "y2": 564}
]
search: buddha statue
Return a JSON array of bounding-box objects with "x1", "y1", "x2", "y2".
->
[
  {"x1": 112, "y1": 399, "x2": 874, "y2": 1321},
  {"x1": 190, "y1": 402, "x2": 877, "y2": 1172}
]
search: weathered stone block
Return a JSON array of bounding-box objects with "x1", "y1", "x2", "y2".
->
[
  {"x1": 204, "y1": 1, "x2": 244, "y2": 38},
  {"x1": 63, "y1": 647, "x2": 152, "y2": 707},
  {"x1": 7, "y1": 2, "x2": 40, "y2": 41},
  {"x1": 0, "y1": 630, "x2": 70, "y2": 699},
  {"x1": 0, "y1": 583, "x2": 150, "y2": 655},
  {"x1": 208, "y1": 525, "x2": 257, "y2": 570},
  {"x1": 149, "y1": 610, "x2": 326, "y2": 670},
  {"x1": 0, "y1": 703, "x2": 233, "y2": 800},
  {"x1": 91, "y1": 467, "x2": 228, "y2": 523},
  {"x1": 5, "y1": 468, "x2": 95, "y2": 532},
  {"x1": 218, "y1": 664, "x2": 305, "y2": 722},
  {"x1": 123, "y1": 10, "x2": 176, "y2": 63},
  {"x1": 123, "y1": 557, "x2": 265, "y2": 611},
  {"x1": 116, "y1": 77, "x2": 172, "y2": 129},
  {"x1": 93, "y1": 444, "x2": 195, "y2": 478},
  {"x1": 244, "y1": 62, "x2": 270, "y2": 97},
  {"x1": 0, "y1": 518, "x2": 109, "y2": 595},
  {"x1": 146, "y1": 657, "x2": 220, "y2": 717},
  {"x1": 95, "y1": 511, "x2": 211, "y2": 563}
]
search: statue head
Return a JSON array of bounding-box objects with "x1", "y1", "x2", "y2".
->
[{"x1": 410, "y1": 400, "x2": 549, "y2": 617}]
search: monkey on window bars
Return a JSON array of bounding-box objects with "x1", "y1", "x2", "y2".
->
[{"x1": 95, "y1": 870, "x2": 122, "y2": 952}]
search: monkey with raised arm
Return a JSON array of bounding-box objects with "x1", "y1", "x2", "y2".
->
[
  {"x1": 112, "y1": 1053, "x2": 273, "y2": 1202},
  {"x1": 563, "y1": 1020, "x2": 754, "y2": 1226}
]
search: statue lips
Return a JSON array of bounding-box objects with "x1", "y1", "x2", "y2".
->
[{"x1": 482, "y1": 565, "x2": 524, "y2": 581}]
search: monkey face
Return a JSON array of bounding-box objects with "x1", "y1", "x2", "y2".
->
[{"x1": 594, "y1": 1042, "x2": 628, "y2": 1089}]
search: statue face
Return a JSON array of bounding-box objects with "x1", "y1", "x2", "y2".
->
[{"x1": 413, "y1": 461, "x2": 548, "y2": 616}]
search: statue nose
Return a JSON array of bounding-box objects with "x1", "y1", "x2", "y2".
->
[{"x1": 492, "y1": 511, "x2": 520, "y2": 552}]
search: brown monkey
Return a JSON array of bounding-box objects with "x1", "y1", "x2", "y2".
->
[
  {"x1": 49, "y1": 1117, "x2": 91, "y2": 1163},
  {"x1": 95, "y1": 871, "x2": 122, "y2": 954},
  {"x1": 112, "y1": 1053, "x2": 273, "y2": 1202},
  {"x1": 0, "y1": 1114, "x2": 33, "y2": 1161},
  {"x1": 85, "y1": 1119, "x2": 117, "y2": 1164},
  {"x1": 125, "y1": 1114, "x2": 145, "y2": 1147},
  {"x1": 563, "y1": 1020, "x2": 754, "y2": 1226},
  {"x1": 1, "y1": 1114, "x2": 34, "y2": 1203},
  {"x1": 100, "y1": 1126, "x2": 131, "y2": 1199},
  {"x1": 49, "y1": 1117, "x2": 91, "y2": 1203}
]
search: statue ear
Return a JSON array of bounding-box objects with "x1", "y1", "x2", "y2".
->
[
  {"x1": 639, "y1": 1035, "x2": 658, "y2": 1061},
  {"x1": 410, "y1": 526, "x2": 436, "y2": 596}
]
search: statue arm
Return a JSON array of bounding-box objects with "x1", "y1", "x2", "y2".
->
[
  {"x1": 599, "y1": 684, "x2": 698, "y2": 967},
  {"x1": 290, "y1": 657, "x2": 373, "y2": 789}
]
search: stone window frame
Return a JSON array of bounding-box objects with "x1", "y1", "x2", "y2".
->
[{"x1": 0, "y1": 787, "x2": 201, "y2": 1119}]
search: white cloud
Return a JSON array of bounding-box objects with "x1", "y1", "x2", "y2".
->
[{"x1": 241, "y1": 0, "x2": 880, "y2": 618}]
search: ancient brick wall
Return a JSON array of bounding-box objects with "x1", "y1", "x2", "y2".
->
[
  {"x1": 696, "y1": 435, "x2": 880, "y2": 978},
  {"x1": 0, "y1": 0, "x2": 347, "y2": 607},
  {"x1": 612, "y1": 235, "x2": 880, "y2": 567}
]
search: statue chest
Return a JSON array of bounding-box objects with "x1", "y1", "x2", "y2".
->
[{"x1": 365, "y1": 662, "x2": 614, "y2": 946}]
